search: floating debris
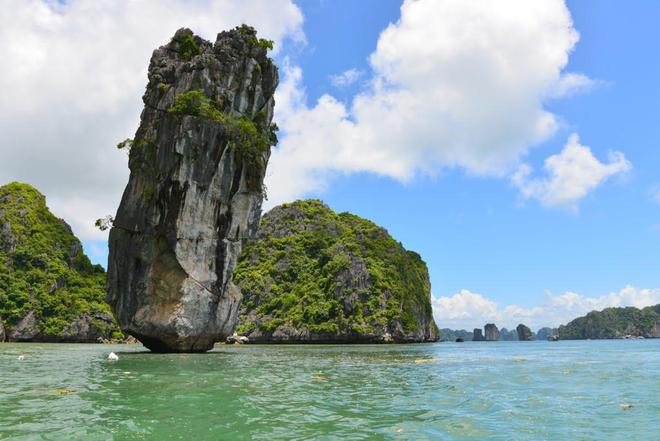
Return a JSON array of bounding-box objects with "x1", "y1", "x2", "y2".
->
[
  {"x1": 413, "y1": 358, "x2": 437, "y2": 365},
  {"x1": 311, "y1": 376, "x2": 327, "y2": 382},
  {"x1": 619, "y1": 403, "x2": 634, "y2": 410},
  {"x1": 17, "y1": 355, "x2": 25, "y2": 361},
  {"x1": 49, "y1": 389, "x2": 77, "y2": 395},
  {"x1": 107, "y1": 352, "x2": 119, "y2": 361}
]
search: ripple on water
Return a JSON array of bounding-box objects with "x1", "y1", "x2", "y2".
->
[{"x1": 0, "y1": 341, "x2": 659, "y2": 440}]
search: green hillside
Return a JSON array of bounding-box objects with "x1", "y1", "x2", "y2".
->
[
  {"x1": 0, "y1": 182, "x2": 119, "y2": 341},
  {"x1": 234, "y1": 200, "x2": 439, "y2": 343},
  {"x1": 558, "y1": 304, "x2": 660, "y2": 339}
]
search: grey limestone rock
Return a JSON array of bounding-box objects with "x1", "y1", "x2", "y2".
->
[
  {"x1": 9, "y1": 310, "x2": 40, "y2": 341},
  {"x1": 484, "y1": 323, "x2": 500, "y2": 341},
  {"x1": 516, "y1": 323, "x2": 535, "y2": 341},
  {"x1": 60, "y1": 313, "x2": 116, "y2": 343},
  {"x1": 107, "y1": 26, "x2": 278, "y2": 352},
  {"x1": 472, "y1": 328, "x2": 485, "y2": 341}
]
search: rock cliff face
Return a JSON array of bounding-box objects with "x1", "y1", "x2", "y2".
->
[
  {"x1": 516, "y1": 323, "x2": 534, "y2": 341},
  {"x1": 484, "y1": 323, "x2": 500, "y2": 341},
  {"x1": 0, "y1": 182, "x2": 120, "y2": 342},
  {"x1": 234, "y1": 200, "x2": 439, "y2": 343},
  {"x1": 472, "y1": 328, "x2": 485, "y2": 341},
  {"x1": 558, "y1": 305, "x2": 660, "y2": 340},
  {"x1": 107, "y1": 27, "x2": 278, "y2": 352}
]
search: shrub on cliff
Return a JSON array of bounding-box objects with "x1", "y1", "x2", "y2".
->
[{"x1": 167, "y1": 89, "x2": 276, "y2": 168}]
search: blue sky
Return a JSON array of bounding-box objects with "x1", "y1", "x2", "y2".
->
[
  {"x1": 1, "y1": 0, "x2": 658, "y2": 330},
  {"x1": 261, "y1": 0, "x2": 660, "y2": 328}
]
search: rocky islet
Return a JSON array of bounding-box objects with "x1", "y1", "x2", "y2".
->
[{"x1": 107, "y1": 26, "x2": 278, "y2": 352}]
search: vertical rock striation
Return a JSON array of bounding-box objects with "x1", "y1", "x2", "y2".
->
[
  {"x1": 107, "y1": 26, "x2": 278, "y2": 352},
  {"x1": 484, "y1": 323, "x2": 500, "y2": 341},
  {"x1": 472, "y1": 328, "x2": 485, "y2": 341}
]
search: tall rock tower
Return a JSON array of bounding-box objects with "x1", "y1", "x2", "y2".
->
[
  {"x1": 107, "y1": 27, "x2": 278, "y2": 352},
  {"x1": 484, "y1": 323, "x2": 500, "y2": 341}
]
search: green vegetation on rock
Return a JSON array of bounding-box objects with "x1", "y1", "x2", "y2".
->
[
  {"x1": 174, "y1": 31, "x2": 202, "y2": 60},
  {"x1": 167, "y1": 89, "x2": 276, "y2": 168},
  {"x1": 167, "y1": 90, "x2": 224, "y2": 121},
  {"x1": 0, "y1": 182, "x2": 120, "y2": 341},
  {"x1": 234, "y1": 200, "x2": 439, "y2": 342},
  {"x1": 238, "y1": 24, "x2": 274, "y2": 50},
  {"x1": 116, "y1": 138, "x2": 134, "y2": 152},
  {"x1": 558, "y1": 304, "x2": 660, "y2": 339}
]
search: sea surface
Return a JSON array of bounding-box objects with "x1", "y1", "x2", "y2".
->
[{"x1": 0, "y1": 340, "x2": 658, "y2": 440}]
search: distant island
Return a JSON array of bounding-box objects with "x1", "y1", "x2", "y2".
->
[
  {"x1": 439, "y1": 304, "x2": 660, "y2": 342},
  {"x1": 441, "y1": 323, "x2": 554, "y2": 342},
  {"x1": 558, "y1": 305, "x2": 660, "y2": 339}
]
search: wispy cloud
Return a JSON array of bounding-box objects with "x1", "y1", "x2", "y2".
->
[
  {"x1": 649, "y1": 185, "x2": 660, "y2": 204},
  {"x1": 548, "y1": 72, "x2": 603, "y2": 98},
  {"x1": 329, "y1": 68, "x2": 364, "y2": 88}
]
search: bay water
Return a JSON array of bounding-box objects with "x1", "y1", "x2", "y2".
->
[{"x1": 1, "y1": 340, "x2": 658, "y2": 440}]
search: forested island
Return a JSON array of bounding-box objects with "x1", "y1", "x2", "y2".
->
[
  {"x1": 0, "y1": 182, "x2": 120, "y2": 342},
  {"x1": 558, "y1": 305, "x2": 660, "y2": 339},
  {"x1": 234, "y1": 200, "x2": 439, "y2": 343}
]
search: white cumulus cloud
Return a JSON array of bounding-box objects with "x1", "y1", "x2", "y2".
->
[
  {"x1": 267, "y1": 0, "x2": 591, "y2": 206},
  {"x1": 432, "y1": 286, "x2": 660, "y2": 331},
  {"x1": 512, "y1": 133, "x2": 631, "y2": 209},
  {"x1": 0, "y1": 0, "x2": 304, "y2": 240}
]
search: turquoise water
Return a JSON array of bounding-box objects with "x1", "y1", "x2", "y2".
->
[{"x1": 0, "y1": 340, "x2": 658, "y2": 440}]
